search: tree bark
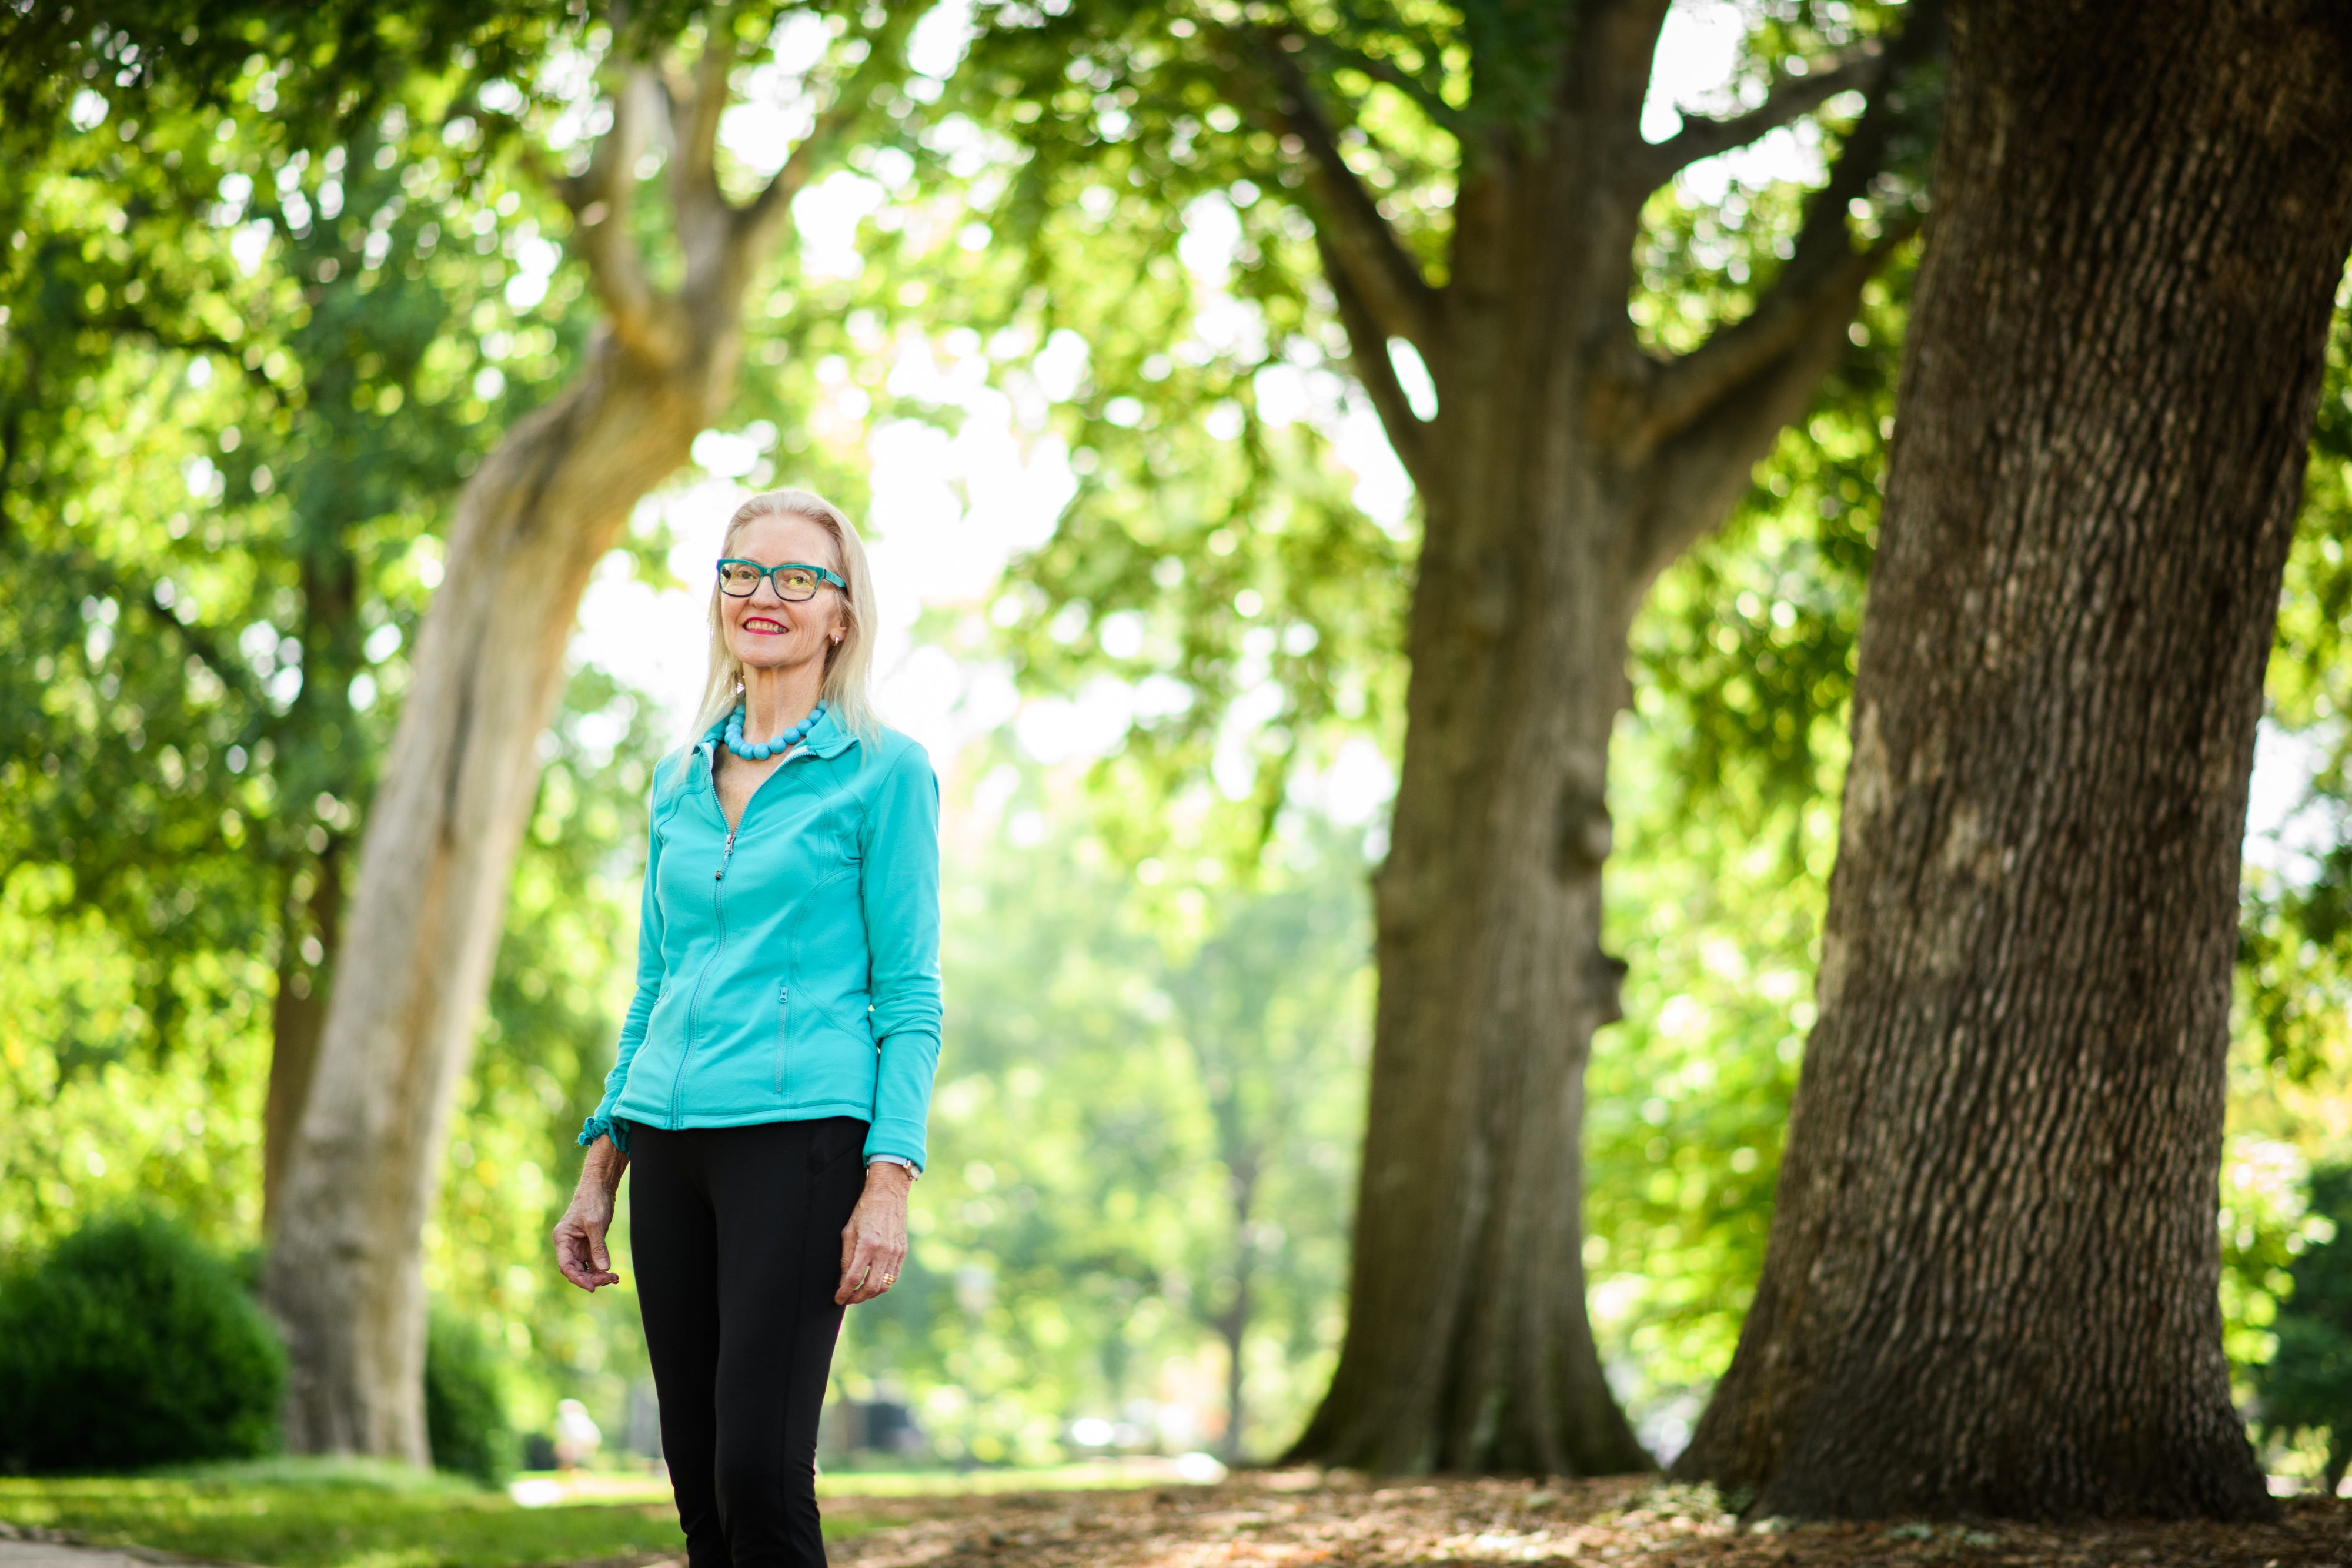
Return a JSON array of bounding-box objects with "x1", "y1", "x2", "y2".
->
[
  {"x1": 1282, "y1": 0, "x2": 1940, "y2": 1475},
  {"x1": 1675, "y1": 0, "x2": 2352, "y2": 1520},
  {"x1": 263, "y1": 844, "x2": 340, "y2": 1231},
  {"x1": 260, "y1": 28, "x2": 863, "y2": 1455}
]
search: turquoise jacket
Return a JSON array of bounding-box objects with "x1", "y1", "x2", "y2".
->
[{"x1": 578, "y1": 707, "x2": 941, "y2": 1168}]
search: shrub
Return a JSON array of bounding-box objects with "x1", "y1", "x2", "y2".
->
[
  {"x1": 0, "y1": 1212, "x2": 286, "y2": 1472},
  {"x1": 425, "y1": 1306, "x2": 513, "y2": 1486},
  {"x1": 2255, "y1": 1164, "x2": 2352, "y2": 1495}
]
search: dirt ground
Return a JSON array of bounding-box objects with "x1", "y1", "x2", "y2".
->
[{"x1": 822, "y1": 1473, "x2": 2350, "y2": 1568}]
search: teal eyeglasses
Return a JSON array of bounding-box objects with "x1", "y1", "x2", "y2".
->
[{"x1": 716, "y1": 559, "x2": 847, "y2": 601}]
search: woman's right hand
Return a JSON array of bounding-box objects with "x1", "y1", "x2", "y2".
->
[{"x1": 554, "y1": 1139, "x2": 627, "y2": 1292}]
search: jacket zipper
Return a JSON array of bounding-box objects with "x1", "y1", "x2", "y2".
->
[
  {"x1": 669, "y1": 738, "x2": 814, "y2": 1127},
  {"x1": 671, "y1": 750, "x2": 736, "y2": 1128}
]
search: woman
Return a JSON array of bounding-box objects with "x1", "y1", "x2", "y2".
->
[{"x1": 553, "y1": 488, "x2": 939, "y2": 1568}]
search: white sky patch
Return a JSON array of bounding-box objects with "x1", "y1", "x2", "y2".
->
[
  {"x1": 908, "y1": 0, "x2": 977, "y2": 80},
  {"x1": 506, "y1": 232, "x2": 562, "y2": 310},
  {"x1": 1291, "y1": 737, "x2": 1396, "y2": 826},
  {"x1": 793, "y1": 172, "x2": 886, "y2": 278},
  {"x1": 1015, "y1": 677, "x2": 1142, "y2": 765},
  {"x1": 1387, "y1": 339, "x2": 1438, "y2": 421},
  {"x1": 1178, "y1": 194, "x2": 1241, "y2": 284},
  {"x1": 230, "y1": 220, "x2": 274, "y2": 276},
  {"x1": 2244, "y1": 720, "x2": 2341, "y2": 884},
  {"x1": 722, "y1": 67, "x2": 820, "y2": 179},
  {"x1": 1642, "y1": 0, "x2": 1829, "y2": 204}
]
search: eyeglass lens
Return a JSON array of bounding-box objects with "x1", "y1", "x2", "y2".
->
[{"x1": 720, "y1": 563, "x2": 823, "y2": 600}]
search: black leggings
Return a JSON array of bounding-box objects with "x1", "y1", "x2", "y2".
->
[{"x1": 628, "y1": 1117, "x2": 867, "y2": 1568}]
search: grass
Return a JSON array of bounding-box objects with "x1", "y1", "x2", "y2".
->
[
  {"x1": 0, "y1": 1457, "x2": 1198, "y2": 1567},
  {"x1": 0, "y1": 1459, "x2": 694, "y2": 1568}
]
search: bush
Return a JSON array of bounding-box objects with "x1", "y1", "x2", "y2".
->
[
  {"x1": 425, "y1": 1306, "x2": 513, "y2": 1486},
  {"x1": 0, "y1": 1212, "x2": 286, "y2": 1472},
  {"x1": 2256, "y1": 1164, "x2": 2352, "y2": 1494}
]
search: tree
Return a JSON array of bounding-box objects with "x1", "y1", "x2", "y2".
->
[
  {"x1": 961, "y1": 0, "x2": 1945, "y2": 1472},
  {"x1": 263, "y1": 1, "x2": 921, "y2": 1460},
  {"x1": 1675, "y1": 0, "x2": 2352, "y2": 1519},
  {"x1": 0, "y1": 4, "x2": 550, "y2": 1236}
]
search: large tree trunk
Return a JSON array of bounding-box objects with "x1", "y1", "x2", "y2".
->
[
  {"x1": 1277, "y1": 0, "x2": 1939, "y2": 1475},
  {"x1": 1288, "y1": 412, "x2": 1653, "y2": 1475},
  {"x1": 1675, "y1": 0, "x2": 2352, "y2": 1520},
  {"x1": 259, "y1": 29, "x2": 851, "y2": 1450},
  {"x1": 263, "y1": 333, "x2": 725, "y2": 1456}
]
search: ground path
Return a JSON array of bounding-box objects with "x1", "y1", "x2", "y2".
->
[
  {"x1": 0, "y1": 1530, "x2": 239, "y2": 1568},
  {"x1": 823, "y1": 1474, "x2": 2350, "y2": 1568}
]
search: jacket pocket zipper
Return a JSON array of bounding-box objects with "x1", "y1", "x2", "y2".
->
[{"x1": 786, "y1": 982, "x2": 804, "y2": 1091}]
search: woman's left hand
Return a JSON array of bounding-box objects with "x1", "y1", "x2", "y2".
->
[{"x1": 837, "y1": 1162, "x2": 912, "y2": 1305}]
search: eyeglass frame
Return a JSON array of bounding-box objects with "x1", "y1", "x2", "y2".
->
[{"x1": 715, "y1": 559, "x2": 848, "y2": 601}]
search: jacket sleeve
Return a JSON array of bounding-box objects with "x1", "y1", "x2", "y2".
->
[
  {"x1": 579, "y1": 761, "x2": 674, "y2": 1155},
  {"x1": 859, "y1": 738, "x2": 943, "y2": 1168}
]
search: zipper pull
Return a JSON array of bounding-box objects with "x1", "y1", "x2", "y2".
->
[{"x1": 717, "y1": 828, "x2": 737, "y2": 881}]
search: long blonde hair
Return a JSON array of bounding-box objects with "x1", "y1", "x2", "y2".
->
[{"x1": 685, "y1": 488, "x2": 882, "y2": 746}]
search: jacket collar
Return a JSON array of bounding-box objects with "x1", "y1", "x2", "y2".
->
[
  {"x1": 698, "y1": 700, "x2": 861, "y2": 764},
  {"x1": 800, "y1": 703, "x2": 858, "y2": 759}
]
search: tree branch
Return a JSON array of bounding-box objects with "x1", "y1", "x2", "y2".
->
[
  {"x1": 666, "y1": 12, "x2": 738, "y2": 214},
  {"x1": 1626, "y1": 219, "x2": 1914, "y2": 585},
  {"x1": 1247, "y1": 28, "x2": 1441, "y2": 352},
  {"x1": 1315, "y1": 233, "x2": 1438, "y2": 495},
  {"x1": 1633, "y1": 233, "x2": 1886, "y2": 454},
  {"x1": 1295, "y1": 32, "x2": 1461, "y2": 131},
  {"x1": 546, "y1": 66, "x2": 669, "y2": 359},
  {"x1": 1636, "y1": 46, "x2": 1882, "y2": 187},
  {"x1": 1631, "y1": 0, "x2": 1943, "y2": 453}
]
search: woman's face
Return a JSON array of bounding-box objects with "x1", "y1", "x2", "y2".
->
[{"x1": 722, "y1": 512, "x2": 849, "y2": 678}]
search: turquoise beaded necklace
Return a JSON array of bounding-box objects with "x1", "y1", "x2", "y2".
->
[{"x1": 721, "y1": 703, "x2": 823, "y2": 762}]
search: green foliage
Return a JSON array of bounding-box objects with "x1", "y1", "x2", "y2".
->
[
  {"x1": 0, "y1": 1212, "x2": 286, "y2": 1473},
  {"x1": 933, "y1": 0, "x2": 1930, "y2": 850},
  {"x1": 1585, "y1": 296, "x2": 1896, "y2": 1436},
  {"x1": 426, "y1": 1306, "x2": 514, "y2": 1487},
  {"x1": 2254, "y1": 1166, "x2": 2352, "y2": 1489},
  {"x1": 2228, "y1": 293, "x2": 2352, "y2": 1440},
  {"x1": 2242, "y1": 300, "x2": 2352, "y2": 1088},
  {"x1": 831, "y1": 760, "x2": 1372, "y2": 1462}
]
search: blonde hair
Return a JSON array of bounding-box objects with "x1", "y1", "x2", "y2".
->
[{"x1": 685, "y1": 488, "x2": 882, "y2": 746}]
